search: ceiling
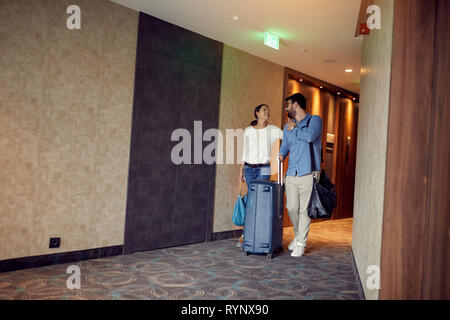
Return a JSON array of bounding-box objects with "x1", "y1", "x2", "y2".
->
[{"x1": 111, "y1": 0, "x2": 363, "y2": 94}]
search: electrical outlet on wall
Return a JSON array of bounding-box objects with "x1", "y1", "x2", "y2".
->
[{"x1": 49, "y1": 237, "x2": 61, "y2": 248}]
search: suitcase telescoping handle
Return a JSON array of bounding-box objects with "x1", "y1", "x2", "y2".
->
[{"x1": 277, "y1": 157, "x2": 284, "y2": 185}]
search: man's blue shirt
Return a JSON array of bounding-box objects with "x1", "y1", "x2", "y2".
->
[{"x1": 279, "y1": 113, "x2": 322, "y2": 177}]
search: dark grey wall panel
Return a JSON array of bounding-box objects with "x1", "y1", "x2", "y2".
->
[
  {"x1": 124, "y1": 12, "x2": 223, "y2": 254},
  {"x1": 139, "y1": 14, "x2": 220, "y2": 70}
]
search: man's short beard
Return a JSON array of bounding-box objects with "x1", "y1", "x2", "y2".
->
[{"x1": 287, "y1": 109, "x2": 296, "y2": 119}]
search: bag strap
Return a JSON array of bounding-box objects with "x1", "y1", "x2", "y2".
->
[
  {"x1": 238, "y1": 178, "x2": 248, "y2": 197},
  {"x1": 307, "y1": 116, "x2": 322, "y2": 180},
  {"x1": 307, "y1": 117, "x2": 316, "y2": 171}
]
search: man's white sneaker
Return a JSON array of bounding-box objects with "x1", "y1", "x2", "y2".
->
[
  {"x1": 288, "y1": 236, "x2": 298, "y2": 251},
  {"x1": 291, "y1": 242, "x2": 305, "y2": 257}
]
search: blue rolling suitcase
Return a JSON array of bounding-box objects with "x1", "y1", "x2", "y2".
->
[{"x1": 243, "y1": 159, "x2": 284, "y2": 259}]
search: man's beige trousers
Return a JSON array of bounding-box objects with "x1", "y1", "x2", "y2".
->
[{"x1": 284, "y1": 173, "x2": 317, "y2": 246}]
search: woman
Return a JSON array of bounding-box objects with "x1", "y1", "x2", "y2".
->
[{"x1": 237, "y1": 104, "x2": 283, "y2": 247}]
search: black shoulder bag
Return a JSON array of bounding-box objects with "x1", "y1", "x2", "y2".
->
[{"x1": 306, "y1": 116, "x2": 337, "y2": 219}]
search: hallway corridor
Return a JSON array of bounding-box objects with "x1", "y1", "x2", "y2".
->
[{"x1": 0, "y1": 219, "x2": 358, "y2": 300}]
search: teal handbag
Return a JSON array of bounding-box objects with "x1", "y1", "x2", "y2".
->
[
  {"x1": 232, "y1": 194, "x2": 247, "y2": 226},
  {"x1": 232, "y1": 180, "x2": 247, "y2": 226}
]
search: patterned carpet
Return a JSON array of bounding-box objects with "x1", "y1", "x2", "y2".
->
[{"x1": 0, "y1": 218, "x2": 359, "y2": 300}]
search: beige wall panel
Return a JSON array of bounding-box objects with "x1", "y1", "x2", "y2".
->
[
  {"x1": 213, "y1": 45, "x2": 284, "y2": 233},
  {"x1": 351, "y1": 0, "x2": 394, "y2": 300},
  {"x1": 0, "y1": 0, "x2": 138, "y2": 260}
]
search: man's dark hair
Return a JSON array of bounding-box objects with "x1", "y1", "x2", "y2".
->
[{"x1": 285, "y1": 93, "x2": 307, "y2": 110}]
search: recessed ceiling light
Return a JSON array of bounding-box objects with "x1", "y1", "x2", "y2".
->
[
  {"x1": 345, "y1": 68, "x2": 353, "y2": 73},
  {"x1": 320, "y1": 86, "x2": 323, "y2": 89},
  {"x1": 229, "y1": 15, "x2": 239, "y2": 21},
  {"x1": 300, "y1": 79, "x2": 303, "y2": 82},
  {"x1": 353, "y1": 98, "x2": 356, "y2": 101},
  {"x1": 337, "y1": 92, "x2": 341, "y2": 95}
]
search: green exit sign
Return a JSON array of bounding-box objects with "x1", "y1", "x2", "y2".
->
[{"x1": 264, "y1": 32, "x2": 279, "y2": 50}]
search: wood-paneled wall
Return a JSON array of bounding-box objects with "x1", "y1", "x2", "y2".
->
[
  {"x1": 380, "y1": 0, "x2": 450, "y2": 299},
  {"x1": 422, "y1": 0, "x2": 450, "y2": 299},
  {"x1": 354, "y1": 0, "x2": 375, "y2": 37},
  {"x1": 334, "y1": 99, "x2": 359, "y2": 220}
]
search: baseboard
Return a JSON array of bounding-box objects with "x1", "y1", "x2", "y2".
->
[
  {"x1": 350, "y1": 247, "x2": 366, "y2": 300},
  {"x1": 0, "y1": 245, "x2": 123, "y2": 274},
  {"x1": 210, "y1": 229, "x2": 243, "y2": 241}
]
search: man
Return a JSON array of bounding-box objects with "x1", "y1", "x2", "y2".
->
[{"x1": 279, "y1": 93, "x2": 322, "y2": 257}]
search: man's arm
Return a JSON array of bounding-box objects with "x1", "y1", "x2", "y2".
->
[
  {"x1": 294, "y1": 116, "x2": 322, "y2": 143},
  {"x1": 279, "y1": 126, "x2": 289, "y2": 160}
]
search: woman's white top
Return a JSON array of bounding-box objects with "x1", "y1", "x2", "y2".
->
[{"x1": 242, "y1": 124, "x2": 283, "y2": 164}]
